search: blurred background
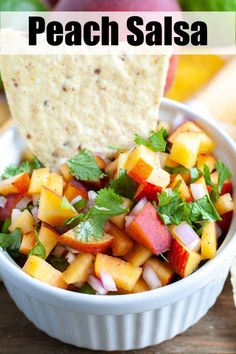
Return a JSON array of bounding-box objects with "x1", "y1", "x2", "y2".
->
[{"x1": 0, "y1": 0, "x2": 235, "y2": 142}]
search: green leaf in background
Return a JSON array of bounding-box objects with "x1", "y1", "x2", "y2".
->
[
  {"x1": 79, "y1": 283, "x2": 96, "y2": 295},
  {"x1": 29, "y1": 230, "x2": 46, "y2": 259},
  {"x1": 47, "y1": 255, "x2": 69, "y2": 272},
  {"x1": 179, "y1": 0, "x2": 236, "y2": 11},
  {"x1": 0, "y1": 0, "x2": 47, "y2": 11}
]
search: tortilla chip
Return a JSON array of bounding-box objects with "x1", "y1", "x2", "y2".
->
[{"x1": 0, "y1": 55, "x2": 169, "y2": 169}]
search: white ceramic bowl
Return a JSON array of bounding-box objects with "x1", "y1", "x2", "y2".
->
[{"x1": 0, "y1": 98, "x2": 236, "y2": 351}]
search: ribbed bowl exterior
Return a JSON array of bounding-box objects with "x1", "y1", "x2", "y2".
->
[{"x1": 2, "y1": 268, "x2": 228, "y2": 351}]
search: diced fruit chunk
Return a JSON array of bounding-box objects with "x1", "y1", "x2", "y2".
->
[
  {"x1": 124, "y1": 243, "x2": 152, "y2": 267},
  {"x1": 109, "y1": 198, "x2": 133, "y2": 229},
  {"x1": 201, "y1": 222, "x2": 217, "y2": 259},
  {"x1": 197, "y1": 154, "x2": 216, "y2": 173},
  {"x1": 47, "y1": 173, "x2": 64, "y2": 196},
  {"x1": 95, "y1": 253, "x2": 142, "y2": 291},
  {"x1": 38, "y1": 187, "x2": 77, "y2": 226},
  {"x1": 146, "y1": 166, "x2": 170, "y2": 189},
  {"x1": 167, "y1": 238, "x2": 202, "y2": 278},
  {"x1": 0, "y1": 172, "x2": 30, "y2": 196},
  {"x1": 105, "y1": 153, "x2": 128, "y2": 179},
  {"x1": 28, "y1": 169, "x2": 63, "y2": 196},
  {"x1": 20, "y1": 231, "x2": 36, "y2": 255},
  {"x1": 169, "y1": 174, "x2": 192, "y2": 202},
  {"x1": 38, "y1": 223, "x2": 59, "y2": 258},
  {"x1": 168, "y1": 121, "x2": 215, "y2": 153},
  {"x1": 214, "y1": 193, "x2": 234, "y2": 215},
  {"x1": 23, "y1": 255, "x2": 68, "y2": 289},
  {"x1": 124, "y1": 145, "x2": 160, "y2": 183},
  {"x1": 64, "y1": 180, "x2": 88, "y2": 202},
  {"x1": 134, "y1": 182, "x2": 161, "y2": 202},
  {"x1": 9, "y1": 209, "x2": 35, "y2": 233},
  {"x1": 126, "y1": 202, "x2": 172, "y2": 255},
  {"x1": 62, "y1": 253, "x2": 94, "y2": 284},
  {"x1": 132, "y1": 278, "x2": 149, "y2": 293},
  {"x1": 169, "y1": 132, "x2": 202, "y2": 169},
  {"x1": 95, "y1": 155, "x2": 107, "y2": 170},
  {"x1": 59, "y1": 163, "x2": 73, "y2": 182},
  {"x1": 58, "y1": 229, "x2": 113, "y2": 254},
  {"x1": 146, "y1": 257, "x2": 175, "y2": 285},
  {"x1": 107, "y1": 222, "x2": 133, "y2": 257}
]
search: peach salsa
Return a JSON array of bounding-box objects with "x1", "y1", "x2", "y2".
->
[{"x1": 0, "y1": 120, "x2": 234, "y2": 295}]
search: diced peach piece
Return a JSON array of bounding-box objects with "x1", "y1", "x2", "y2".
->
[
  {"x1": 197, "y1": 154, "x2": 216, "y2": 173},
  {"x1": 201, "y1": 222, "x2": 217, "y2": 259},
  {"x1": 0, "y1": 172, "x2": 30, "y2": 196},
  {"x1": 146, "y1": 257, "x2": 175, "y2": 285},
  {"x1": 28, "y1": 168, "x2": 50, "y2": 194},
  {"x1": 9, "y1": 209, "x2": 35, "y2": 233},
  {"x1": 95, "y1": 155, "x2": 107, "y2": 170},
  {"x1": 168, "y1": 121, "x2": 215, "y2": 153},
  {"x1": 209, "y1": 172, "x2": 233, "y2": 196},
  {"x1": 167, "y1": 238, "x2": 202, "y2": 278},
  {"x1": 62, "y1": 253, "x2": 94, "y2": 284},
  {"x1": 124, "y1": 145, "x2": 160, "y2": 183},
  {"x1": 126, "y1": 202, "x2": 172, "y2": 255},
  {"x1": 38, "y1": 187, "x2": 77, "y2": 226},
  {"x1": 47, "y1": 173, "x2": 64, "y2": 196},
  {"x1": 105, "y1": 152, "x2": 128, "y2": 179},
  {"x1": 169, "y1": 132, "x2": 202, "y2": 169},
  {"x1": 134, "y1": 182, "x2": 161, "y2": 202},
  {"x1": 58, "y1": 229, "x2": 113, "y2": 254},
  {"x1": 146, "y1": 166, "x2": 170, "y2": 189},
  {"x1": 64, "y1": 179, "x2": 88, "y2": 202},
  {"x1": 28, "y1": 169, "x2": 63, "y2": 196},
  {"x1": 169, "y1": 174, "x2": 192, "y2": 202},
  {"x1": 95, "y1": 253, "x2": 142, "y2": 291},
  {"x1": 23, "y1": 255, "x2": 68, "y2": 289},
  {"x1": 214, "y1": 193, "x2": 234, "y2": 215},
  {"x1": 110, "y1": 198, "x2": 133, "y2": 229},
  {"x1": 165, "y1": 156, "x2": 179, "y2": 168},
  {"x1": 38, "y1": 223, "x2": 59, "y2": 258},
  {"x1": 0, "y1": 194, "x2": 22, "y2": 221},
  {"x1": 20, "y1": 231, "x2": 36, "y2": 255},
  {"x1": 132, "y1": 278, "x2": 149, "y2": 293},
  {"x1": 59, "y1": 163, "x2": 73, "y2": 182},
  {"x1": 124, "y1": 243, "x2": 152, "y2": 267},
  {"x1": 106, "y1": 222, "x2": 133, "y2": 257}
]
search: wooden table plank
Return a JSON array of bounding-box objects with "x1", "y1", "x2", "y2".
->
[{"x1": 0, "y1": 277, "x2": 235, "y2": 354}]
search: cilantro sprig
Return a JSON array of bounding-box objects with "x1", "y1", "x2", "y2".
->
[
  {"x1": 74, "y1": 188, "x2": 129, "y2": 242},
  {"x1": 135, "y1": 128, "x2": 168, "y2": 152},
  {"x1": 0, "y1": 228, "x2": 22, "y2": 253},
  {"x1": 29, "y1": 230, "x2": 46, "y2": 259},
  {"x1": 109, "y1": 168, "x2": 138, "y2": 199},
  {"x1": 1, "y1": 157, "x2": 43, "y2": 180},
  {"x1": 203, "y1": 160, "x2": 232, "y2": 203},
  {"x1": 155, "y1": 188, "x2": 221, "y2": 226},
  {"x1": 67, "y1": 149, "x2": 106, "y2": 182}
]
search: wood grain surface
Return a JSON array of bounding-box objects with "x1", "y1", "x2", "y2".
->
[{"x1": 0, "y1": 277, "x2": 235, "y2": 354}]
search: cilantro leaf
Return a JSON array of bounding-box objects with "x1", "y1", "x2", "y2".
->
[
  {"x1": 74, "y1": 188, "x2": 128, "y2": 241},
  {"x1": 1, "y1": 157, "x2": 43, "y2": 180},
  {"x1": 0, "y1": 228, "x2": 21, "y2": 251},
  {"x1": 47, "y1": 255, "x2": 69, "y2": 272},
  {"x1": 29, "y1": 230, "x2": 46, "y2": 259},
  {"x1": 1, "y1": 219, "x2": 11, "y2": 234},
  {"x1": 190, "y1": 167, "x2": 201, "y2": 183},
  {"x1": 79, "y1": 283, "x2": 96, "y2": 294},
  {"x1": 63, "y1": 214, "x2": 85, "y2": 227},
  {"x1": 135, "y1": 128, "x2": 168, "y2": 152},
  {"x1": 60, "y1": 196, "x2": 76, "y2": 212},
  {"x1": 109, "y1": 168, "x2": 138, "y2": 199},
  {"x1": 203, "y1": 160, "x2": 232, "y2": 203},
  {"x1": 189, "y1": 195, "x2": 221, "y2": 223},
  {"x1": 67, "y1": 149, "x2": 106, "y2": 182}
]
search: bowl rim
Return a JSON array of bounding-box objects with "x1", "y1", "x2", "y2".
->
[{"x1": 0, "y1": 97, "x2": 236, "y2": 314}]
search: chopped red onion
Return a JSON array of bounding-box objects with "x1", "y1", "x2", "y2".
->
[
  {"x1": 0, "y1": 196, "x2": 7, "y2": 208},
  {"x1": 131, "y1": 197, "x2": 147, "y2": 216},
  {"x1": 11, "y1": 209, "x2": 22, "y2": 224},
  {"x1": 173, "y1": 223, "x2": 201, "y2": 252},
  {"x1": 65, "y1": 246, "x2": 80, "y2": 254},
  {"x1": 65, "y1": 251, "x2": 76, "y2": 264},
  {"x1": 52, "y1": 245, "x2": 66, "y2": 257},
  {"x1": 100, "y1": 271, "x2": 117, "y2": 292},
  {"x1": 31, "y1": 207, "x2": 40, "y2": 223},
  {"x1": 190, "y1": 183, "x2": 206, "y2": 201},
  {"x1": 125, "y1": 215, "x2": 135, "y2": 228},
  {"x1": 32, "y1": 194, "x2": 40, "y2": 206},
  {"x1": 71, "y1": 195, "x2": 82, "y2": 205},
  {"x1": 15, "y1": 196, "x2": 32, "y2": 210},
  {"x1": 88, "y1": 275, "x2": 108, "y2": 295},
  {"x1": 143, "y1": 264, "x2": 162, "y2": 290},
  {"x1": 216, "y1": 224, "x2": 222, "y2": 239}
]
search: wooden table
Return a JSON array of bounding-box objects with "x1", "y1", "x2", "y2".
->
[{"x1": 0, "y1": 277, "x2": 235, "y2": 354}]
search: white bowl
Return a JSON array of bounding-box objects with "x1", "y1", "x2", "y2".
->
[{"x1": 0, "y1": 98, "x2": 235, "y2": 351}]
